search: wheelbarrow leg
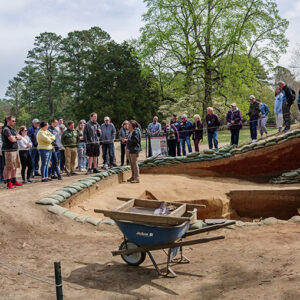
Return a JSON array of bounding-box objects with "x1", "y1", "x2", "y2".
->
[
  {"x1": 146, "y1": 251, "x2": 162, "y2": 276},
  {"x1": 146, "y1": 251, "x2": 176, "y2": 278}
]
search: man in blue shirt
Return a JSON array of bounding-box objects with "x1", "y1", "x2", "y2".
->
[
  {"x1": 297, "y1": 88, "x2": 300, "y2": 111},
  {"x1": 257, "y1": 100, "x2": 269, "y2": 138},
  {"x1": 147, "y1": 116, "x2": 161, "y2": 157}
]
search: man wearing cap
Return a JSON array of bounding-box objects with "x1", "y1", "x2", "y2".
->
[
  {"x1": 246, "y1": 95, "x2": 260, "y2": 142},
  {"x1": 147, "y1": 116, "x2": 161, "y2": 157},
  {"x1": 226, "y1": 103, "x2": 242, "y2": 147},
  {"x1": 0, "y1": 122, "x2": 4, "y2": 183},
  {"x1": 100, "y1": 116, "x2": 116, "y2": 169},
  {"x1": 170, "y1": 113, "x2": 181, "y2": 156},
  {"x1": 278, "y1": 81, "x2": 294, "y2": 132},
  {"x1": 27, "y1": 118, "x2": 41, "y2": 176}
]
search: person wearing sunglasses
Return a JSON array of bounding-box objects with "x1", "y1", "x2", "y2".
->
[
  {"x1": 17, "y1": 126, "x2": 33, "y2": 184},
  {"x1": 1, "y1": 116, "x2": 23, "y2": 189}
]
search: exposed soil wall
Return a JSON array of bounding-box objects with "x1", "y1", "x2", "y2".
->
[{"x1": 141, "y1": 138, "x2": 300, "y2": 182}]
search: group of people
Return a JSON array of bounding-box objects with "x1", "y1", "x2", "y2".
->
[{"x1": 0, "y1": 113, "x2": 142, "y2": 189}]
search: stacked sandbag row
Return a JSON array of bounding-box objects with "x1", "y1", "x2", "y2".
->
[
  {"x1": 139, "y1": 146, "x2": 234, "y2": 168},
  {"x1": 35, "y1": 166, "x2": 131, "y2": 226},
  {"x1": 270, "y1": 168, "x2": 300, "y2": 184}
]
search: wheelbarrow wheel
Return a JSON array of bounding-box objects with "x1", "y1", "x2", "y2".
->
[{"x1": 119, "y1": 241, "x2": 146, "y2": 266}]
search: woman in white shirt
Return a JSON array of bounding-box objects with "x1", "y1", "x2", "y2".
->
[{"x1": 17, "y1": 126, "x2": 33, "y2": 183}]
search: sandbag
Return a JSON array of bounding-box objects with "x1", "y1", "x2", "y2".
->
[
  {"x1": 47, "y1": 194, "x2": 65, "y2": 202},
  {"x1": 52, "y1": 190, "x2": 72, "y2": 199},
  {"x1": 79, "y1": 180, "x2": 93, "y2": 187},
  {"x1": 36, "y1": 198, "x2": 59, "y2": 205},
  {"x1": 66, "y1": 184, "x2": 84, "y2": 192},
  {"x1": 265, "y1": 141, "x2": 277, "y2": 147},
  {"x1": 86, "y1": 176, "x2": 100, "y2": 182},
  {"x1": 62, "y1": 187, "x2": 78, "y2": 195},
  {"x1": 186, "y1": 152, "x2": 200, "y2": 157},
  {"x1": 203, "y1": 149, "x2": 215, "y2": 154},
  {"x1": 48, "y1": 205, "x2": 69, "y2": 216},
  {"x1": 63, "y1": 211, "x2": 80, "y2": 220}
]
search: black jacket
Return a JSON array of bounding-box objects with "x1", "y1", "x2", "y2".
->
[
  {"x1": 206, "y1": 114, "x2": 220, "y2": 133},
  {"x1": 247, "y1": 101, "x2": 260, "y2": 119},
  {"x1": 127, "y1": 128, "x2": 142, "y2": 154}
]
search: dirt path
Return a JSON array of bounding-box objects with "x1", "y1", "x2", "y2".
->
[{"x1": 0, "y1": 174, "x2": 300, "y2": 299}]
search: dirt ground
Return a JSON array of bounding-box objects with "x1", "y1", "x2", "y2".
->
[{"x1": 1, "y1": 172, "x2": 300, "y2": 299}]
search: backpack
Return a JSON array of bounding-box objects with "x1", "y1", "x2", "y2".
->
[{"x1": 287, "y1": 86, "x2": 296, "y2": 105}]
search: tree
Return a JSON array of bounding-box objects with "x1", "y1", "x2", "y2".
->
[
  {"x1": 26, "y1": 32, "x2": 62, "y2": 117},
  {"x1": 139, "y1": 0, "x2": 288, "y2": 118},
  {"x1": 5, "y1": 77, "x2": 24, "y2": 116}
]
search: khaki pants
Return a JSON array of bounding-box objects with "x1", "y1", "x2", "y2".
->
[
  {"x1": 65, "y1": 147, "x2": 77, "y2": 174},
  {"x1": 129, "y1": 152, "x2": 139, "y2": 180}
]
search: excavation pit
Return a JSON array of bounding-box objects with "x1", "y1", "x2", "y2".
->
[{"x1": 61, "y1": 174, "x2": 300, "y2": 222}]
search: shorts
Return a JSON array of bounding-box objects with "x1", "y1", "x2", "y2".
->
[
  {"x1": 86, "y1": 143, "x2": 100, "y2": 157},
  {"x1": 4, "y1": 151, "x2": 20, "y2": 169}
]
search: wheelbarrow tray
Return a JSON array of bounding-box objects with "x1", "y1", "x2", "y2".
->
[{"x1": 115, "y1": 220, "x2": 190, "y2": 246}]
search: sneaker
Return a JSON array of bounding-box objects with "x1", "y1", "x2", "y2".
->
[
  {"x1": 93, "y1": 168, "x2": 100, "y2": 174},
  {"x1": 251, "y1": 139, "x2": 257, "y2": 143},
  {"x1": 47, "y1": 178, "x2": 52, "y2": 181},
  {"x1": 13, "y1": 181, "x2": 23, "y2": 187},
  {"x1": 283, "y1": 128, "x2": 290, "y2": 133},
  {"x1": 58, "y1": 176, "x2": 62, "y2": 180},
  {"x1": 30, "y1": 175, "x2": 35, "y2": 179},
  {"x1": 126, "y1": 177, "x2": 133, "y2": 182},
  {"x1": 51, "y1": 175, "x2": 58, "y2": 179},
  {"x1": 27, "y1": 179, "x2": 33, "y2": 183},
  {"x1": 41, "y1": 179, "x2": 48, "y2": 182},
  {"x1": 7, "y1": 181, "x2": 14, "y2": 189},
  {"x1": 22, "y1": 180, "x2": 28, "y2": 184},
  {"x1": 71, "y1": 172, "x2": 78, "y2": 176},
  {"x1": 131, "y1": 179, "x2": 140, "y2": 184},
  {"x1": 86, "y1": 169, "x2": 92, "y2": 175},
  {"x1": 103, "y1": 164, "x2": 108, "y2": 170}
]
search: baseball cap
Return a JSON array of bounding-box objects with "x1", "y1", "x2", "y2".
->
[
  {"x1": 104, "y1": 116, "x2": 110, "y2": 121},
  {"x1": 173, "y1": 113, "x2": 177, "y2": 117},
  {"x1": 231, "y1": 103, "x2": 236, "y2": 107},
  {"x1": 32, "y1": 118, "x2": 40, "y2": 123},
  {"x1": 249, "y1": 95, "x2": 255, "y2": 100}
]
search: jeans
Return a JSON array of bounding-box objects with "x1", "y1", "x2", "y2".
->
[
  {"x1": 50, "y1": 149, "x2": 61, "y2": 177},
  {"x1": 258, "y1": 115, "x2": 268, "y2": 135},
  {"x1": 0, "y1": 155, "x2": 4, "y2": 181},
  {"x1": 282, "y1": 103, "x2": 291, "y2": 130},
  {"x1": 77, "y1": 142, "x2": 87, "y2": 170},
  {"x1": 59, "y1": 149, "x2": 65, "y2": 172},
  {"x1": 19, "y1": 150, "x2": 32, "y2": 181},
  {"x1": 249, "y1": 118, "x2": 258, "y2": 140},
  {"x1": 207, "y1": 131, "x2": 218, "y2": 149},
  {"x1": 102, "y1": 143, "x2": 115, "y2": 166},
  {"x1": 176, "y1": 141, "x2": 181, "y2": 156},
  {"x1": 120, "y1": 143, "x2": 129, "y2": 166},
  {"x1": 39, "y1": 149, "x2": 52, "y2": 179},
  {"x1": 30, "y1": 148, "x2": 40, "y2": 175},
  {"x1": 167, "y1": 139, "x2": 177, "y2": 157},
  {"x1": 180, "y1": 136, "x2": 192, "y2": 156},
  {"x1": 230, "y1": 129, "x2": 240, "y2": 146}
]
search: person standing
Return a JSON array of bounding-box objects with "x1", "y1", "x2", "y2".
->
[
  {"x1": 147, "y1": 116, "x2": 161, "y2": 157},
  {"x1": 246, "y1": 95, "x2": 260, "y2": 142},
  {"x1": 297, "y1": 87, "x2": 300, "y2": 112},
  {"x1": 126, "y1": 120, "x2": 142, "y2": 183},
  {"x1": 100, "y1": 116, "x2": 116, "y2": 169},
  {"x1": 0, "y1": 122, "x2": 4, "y2": 184},
  {"x1": 27, "y1": 118, "x2": 41, "y2": 177},
  {"x1": 119, "y1": 120, "x2": 130, "y2": 166},
  {"x1": 37, "y1": 121, "x2": 55, "y2": 182},
  {"x1": 278, "y1": 81, "x2": 295, "y2": 132},
  {"x1": 48, "y1": 118, "x2": 62, "y2": 180},
  {"x1": 17, "y1": 126, "x2": 33, "y2": 184},
  {"x1": 274, "y1": 87, "x2": 284, "y2": 132},
  {"x1": 1, "y1": 116, "x2": 22, "y2": 189},
  {"x1": 192, "y1": 114, "x2": 203, "y2": 152},
  {"x1": 76, "y1": 120, "x2": 87, "y2": 172},
  {"x1": 170, "y1": 113, "x2": 181, "y2": 156},
  {"x1": 164, "y1": 119, "x2": 179, "y2": 157},
  {"x1": 56, "y1": 117, "x2": 64, "y2": 131},
  {"x1": 56, "y1": 124, "x2": 66, "y2": 173},
  {"x1": 206, "y1": 108, "x2": 220, "y2": 150},
  {"x1": 84, "y1": 112, "x2": 101, "y2": 174},
  {"x1": 61, "y1": 121, "x2": 80, "y2": 176},
  {"x1": 226, "y1": 103, "x2": 242, "y2": 147},
  {"x1": 257, "y1": 100, "x2": 269, "y2": 138},
  {"x1": 178, "y1": 114, "x2": 193, "y2": 155}
]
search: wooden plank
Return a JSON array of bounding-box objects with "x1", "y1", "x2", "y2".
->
[
  {"x1": 117, "y1": 197, "x2": 206, "y2": 209},
  {"x1": 112, "y1": 235, "x2": 225, "y2": 256},
  {"x1": 93, "y1": 209, "x2": 191, "y2": 225},
  {"x1": 134, "y1": 199, "x2": 162, "y2": 209},
  {"x1": 114, "y1": 199, "x2": 135, "y2": 212},
  {"x1": 183, "y1": 221, "x2": 236, "y2": 237},
  {"x1": 169, "y1": 204, "x2": 186, "y2": 217}
]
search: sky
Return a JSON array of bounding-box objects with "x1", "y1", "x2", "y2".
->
[{"x1": 0, "y1": 0, "x2": 299, "y2": 98}]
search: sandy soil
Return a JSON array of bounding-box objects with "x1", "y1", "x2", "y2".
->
[{"x1": 0, "y1": 172, "x2": 300, "y2": 299}]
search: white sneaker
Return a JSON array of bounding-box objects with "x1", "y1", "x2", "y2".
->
[
  {"x1": 80, "y1": 168, "x2": 87, "y2": 172},
  {"x1": 251, "y1": 139, "x2": 257, "y2": 143}
]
